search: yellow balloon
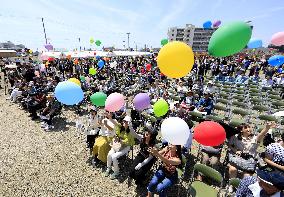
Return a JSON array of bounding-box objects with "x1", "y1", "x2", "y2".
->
[
  {"x1": 157, "y1": 41, "x2": 194, "y2": 78},
  {"x1": 68, "y1": 78, "x2": 81, "y2": 86}
]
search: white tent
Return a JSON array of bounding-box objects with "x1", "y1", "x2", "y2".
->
[{"x1": 40, "y1": 51, "x2": 152, "y2": 58}]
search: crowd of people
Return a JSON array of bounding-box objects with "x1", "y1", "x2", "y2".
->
[{"x1": 0, "y1": 50, "x2": 283, "y2": 196}]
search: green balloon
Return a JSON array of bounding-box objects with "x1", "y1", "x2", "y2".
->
[
  {"x1": 90, "y1": 37, "x2": 94, "y2": 44},
  {"x1": 89, "y1": 68, "x2": 97, "y2": 75},
  {"x1": 95, "y1": 40, "x2": 102, "y2": 46},
  {"x1": 80, "y1": 76, "x2": 85, "y2": 82},
  {"x1": 153, "y1": 99, "x2": 169, "y2": 117},
  {"x1": 161, "y1": 39, "x2": 168, "y2": 46},
  {"x1": 90, "y1": 92, "x2": 107, "y2": 107},
  {"x1": 208, "y1": 21, "x2": 252, "y2": 57}
]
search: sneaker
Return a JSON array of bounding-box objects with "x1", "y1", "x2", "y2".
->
[
  {"x1": 110, "y1": 172, "x2": 120, "y2": 180},
  {"x1": 91, "y1": 158, "x2": 97, "y2": 168},
  {"x1": 228, "y1": 185, "x2": 234, "y2": 193},
  {"x1": 104, "y1": 168, "x2": 112, "y2": 177},
  {"x1": 44, "y1": 125, "x2": 50, "y2": 131}
]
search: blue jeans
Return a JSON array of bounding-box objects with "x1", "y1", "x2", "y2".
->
[{"x1": 147, "y1": 168, "x2": 178, "y2": 197}]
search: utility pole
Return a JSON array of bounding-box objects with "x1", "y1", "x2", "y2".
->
[
  {"x1": 126, "y1": 32, "x2": 130, "y2": 50},
  {"x1": 41, "y1": 18, "x2": 48, "y2": 44},
  {"x1": 78, "y1": 38, "x2": 81, "y2": 51}
]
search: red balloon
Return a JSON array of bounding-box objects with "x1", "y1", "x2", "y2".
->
[
  {"x1": 146, "y1": 64, "x2": 151, "y2": 71},
  {"x1": 193, "y1": 121, "x2": 226, "y2": 146},
  {"x1": 48, "y1": 57, "x2": 54, "y2": 61},
  {"x1": 94, "y1": 52, "x2": 96, "y2": 56}
]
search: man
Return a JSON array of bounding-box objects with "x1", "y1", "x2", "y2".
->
[
  {"x1": 40, "y1": 93, "x2": 62, "y2": 131},
  {"x1": 203, "y1": 81, "x2": 216, "y2": 94},
  {"x1": 235, "y1": 71, "x2": 248, "y2": 84},
  {"x1": 196, "y1": 91, "x2": 214, "y2": 115},
  {"x1": 236, "y1": 170, "x2": 284, "y2": 197}
]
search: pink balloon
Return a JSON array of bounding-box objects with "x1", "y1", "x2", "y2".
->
[
  {"x1": 40, "y1": 54, "x2": 49, "y2": 61},
  {"x1": 271, "y1": 32, "x2": 284, "y2": 46},
  {"x1": 105, "y1": 93, "x2": 125, "y2": 112}
]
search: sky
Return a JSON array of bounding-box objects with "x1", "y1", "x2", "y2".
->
[{"x1": 0, "y1": 0, "x2": 283, "y2": 51}]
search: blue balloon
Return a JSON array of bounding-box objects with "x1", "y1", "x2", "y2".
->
[
  {"x1": 247, "y1": 39, "x2": 262, "y2": 49},
  {"x1": 55, "y1": 81, "x2": 84, "y2": 105},
  {"x1": 98, "y1": 60, "x2": 105, "y2": 69},
  {"x1": 96, "y1": 55, "x2": 101, "y2": 60},
  {"x1": 203, "y1": 21, "x2": 212, "y2": 29},
  {"x1": 268, "y1": 55, "x2": 284, "y2": 67}
]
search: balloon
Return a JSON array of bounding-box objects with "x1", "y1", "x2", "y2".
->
[
  {"x1": 153, "y1": 99, "x2": 169, "y2": 117},
  {"x1": 194, "y1": 121, "x2": 226, "y2": 146},
  {"x1": 48, "y1": 57, "x2": 54, "y2": 61},
  {"x1": 271, "y1": 32, "x2": 284, "y2": 46},
  {"x1": 80, "y1": 76, "x2": 85, "y2": 82},
  {"x1": 157, "y1": 41, "x2": 194, "y2": 78},
  {"x1": 68, "y1": 78, "x2": 81, "y2": 86},
  {"x1": 161, "y1": 117, "x2": 191, "y2": 145},
  {"x1": 208, "y1": 21, "x2": 252, "y2": 57},
  {"x1": 89, "y1": 68, "x2": 97, "y2": 75},
  {"x1": 74, "y1": 59, "x2": 79, "y2": 65},
  {"x1": 29, "y1": 49, "x2": 33, "y2": 54},
  {"x1": 247, "y1": 38, "x2": 262, "y2": 49},
  {"x1": 203, "y1": 21, "x2": 212, "y2": 29},
  {"x1": 93, "y1": 52, "x2": 96, "y2": 56},
  {"x1": 90, "y1": 92, "x2": 107, "y2": 107},
  {"x1": 98, "y1": 60, "x2": 105, "y2": 69},
  {"x1": 90, "y1": 37, "x2": 94, "y2": 44},
  {"x1": 95, "y1": 40, "x2": 102, "y2": 46},
  {"x1": 268, "y1": 55, "x2": 284, "y2": 67},
  {"x1": 40, "y1": 54, "x2": 49, "y2": 61},
  {"x1": 45, "y1": 61, "x2": 49, "y2": 66},
  {"x1": 66, "y1": 54, "x2": 71, "y2": 59},
  {"x1": 161, "y1": 39, "x2": 168, "y2": 46},
  {"x1": 146, "y1": 64, "x2": 151, "y2": 71},
  {"x1": 44, "y1": 44, "x2": 53, "y2": 51},
  {"x1": 55, "y1": 81, "x2": 84, "y2": 105},
  {"x1": 105, "y1": 93, "x2": 125, "y2": 112},
  {"x1": 133, "y1": 93, "x2": 150, "y2": 111},
  {"x1": 213, "y1": 20, "x2": 221, "y2": 28},
  {"x1": 96, "y1": 55, "x2": 101, "y2": 60}
]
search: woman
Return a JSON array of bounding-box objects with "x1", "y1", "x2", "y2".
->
[
  {"x1": 105, "y1": 115, "x2": 136, "y2": 179},
  {"x1": 85, "y1": 109, "x2": 100, "y2": 155},
  {"x1": 129, "y1": 126, "x2": 157, "y2": 185},
  {"x1": 147, "y1": 144, "x2": 182, "y2": 197},
  {"x1": 228, "y1": 122, "x2": 276, "y2": 181},
  {"x1": 264, "y1": 132, "x2": 284, "y2": 173},
  {"x1": 91, "y1": 112, "x2": 115, "y2": 166}
]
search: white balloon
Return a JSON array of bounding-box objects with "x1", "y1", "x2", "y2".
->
[{"x1": 161, "y1": 117, "x2": 191, "y2": 145}]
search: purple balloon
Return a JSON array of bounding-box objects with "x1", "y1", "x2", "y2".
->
[
  {"x1": 44, "y1": 44, "x2": 53, "y2": 51},
  {"x1": 213, "y1": 20, "x2": 221, "y2": 28},
  {"x1": 133, "y1": 93, "x2": 150, "y2": 111}
]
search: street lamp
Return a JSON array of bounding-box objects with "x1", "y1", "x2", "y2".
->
[{"x1": 126, "y1": 32, "x2": 130, "y2": 50}]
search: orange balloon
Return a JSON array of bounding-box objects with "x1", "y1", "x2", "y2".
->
[
  {"x1": 67, "y1": 54, "x2": 71, "y2": 59},
  {"x1": 74, "y1": 59, "x2": 79, "y2": 64}
]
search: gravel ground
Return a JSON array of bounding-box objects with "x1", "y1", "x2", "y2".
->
[{"x1": 0, "y1": 88, "x2": 153, "y2": 197}]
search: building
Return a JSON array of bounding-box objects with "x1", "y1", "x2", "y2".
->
[
  {"x1": 0, "y1": 41, "x2": 25, "y2": 50},
  {"x1": 167, "y1": 24, "x2": 216, "y2": 52}
]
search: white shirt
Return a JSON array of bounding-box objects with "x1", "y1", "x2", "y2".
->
[
  {"x1": 99, "y1": 118, "x2": 115, "y2": 137},
  {"x1": 248, "y1": 181, "x2": 281, "y2": 197}
]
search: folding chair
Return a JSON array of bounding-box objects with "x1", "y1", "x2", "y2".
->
[
  {"x1": 252, "y1": 105, "x2": 269, "y2": 114},
  {"x1": 258, "y1": 115, "x2": 278, "y2": 122},
  {"x1": 205, "y1": 115, "x2": 223, "y2": 122},
  {"x1": 187, "y1": 163, "x2": 223, "y2": 197},
  {"x1": 232, "y1": 101, "x2": 246, "y2": 108},
  {"x1": 177, "y1": 155, "x2": 188, "y2": 196},
  {"x1": 271, "y1": 101, "x2": 284, "y2": 109},
  {"x1": 268, "y1": 95, "x2": 282, "y2": 101},
  {"x1": 229, "y1": 119, "x2": 245, "y2": 128}
]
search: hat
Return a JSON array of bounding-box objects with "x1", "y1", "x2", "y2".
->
[
  {"x1": 208, "y1": 80, "x2": 213, "y2": 84},
  {"x1": 123, "y1": 115, "x2": 131, "y2": 122},
  {"x1": 257, "y1": 170, "x2": 284, "y2": 190},
  {"x1": 46, "y1": 93, "x2": 54, "y2": 98},
  {"x1": 204, "y1": 90, "x2": 211, "y2": 95}
]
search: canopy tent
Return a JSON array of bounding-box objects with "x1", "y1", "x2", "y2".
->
[{"x1": 40, "y1": 51, "x2": 152, "y2": 59}]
